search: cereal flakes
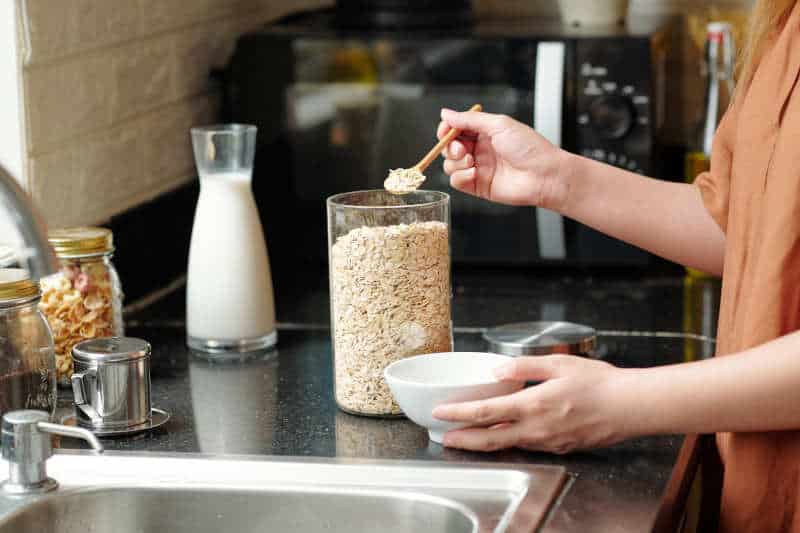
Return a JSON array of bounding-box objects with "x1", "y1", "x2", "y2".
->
[{"x1": 39, "y1": 259, "x2": 122, "y2": 383}]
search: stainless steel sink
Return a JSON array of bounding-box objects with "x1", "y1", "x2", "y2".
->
[
  {"x1": 0, "y1": 452, "x2": 567, "y2": 533},
  {"x1": 0, "y1": 487, "x2": 477, "y2": 533}
]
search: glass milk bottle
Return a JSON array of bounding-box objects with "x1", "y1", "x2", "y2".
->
[{"x1": 187, "y1": 124, "x2": 277, "y2": 353}]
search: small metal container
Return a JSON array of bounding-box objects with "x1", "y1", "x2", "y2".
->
[
  {"x1": 483, "y1": 321, "x2": 597, "y2": 357},
  {"x1": 70, "y1": 337, "x2": 151, "y2": 431}
]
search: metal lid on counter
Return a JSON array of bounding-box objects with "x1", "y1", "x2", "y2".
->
[{"x1": 483, "y1": 321, "x2": 597, "y2": 356}]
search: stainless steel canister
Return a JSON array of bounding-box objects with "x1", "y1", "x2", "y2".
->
[
  {"x1": 483, "y1": 322, "x2": 597, "y2": 357},
  {"x1": 70, "y1": 337, "x2": 151, "y2": 430}
]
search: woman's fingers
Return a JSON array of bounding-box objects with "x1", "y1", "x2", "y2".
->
[
  {"x1": 433, "y1": 391, "x2": 524, "y2": 425},
  {"x1": 449, "y1": 168, "x2": 477, "y2": 195},
  {"x1": 436, "y1": 120, "x2": 449, "y2": 139},
  {"x1": 444, "y1": 139, "x2": 466, "y2": 159},
  {"x1": 437, "y1": 120, "x2": 479, "y2": 142},
  {"x1": 442, "y1": 423, "x2": 520, "y2": 452},
  {"x1": 441, "y1": 108, "x2": 508, "y2": 136},
  {"x1": 443, "y1": 154, "x2": 474, "y2": 175},
  {"x1": 436, "y1": 122, "x2": 476, "y2": 160},
  {"x1": 493, "y1": 355, "x2": 577, "y2": 382},
  {"x1": 446, "y1": 138, "x2": 476, "y2": 159}
]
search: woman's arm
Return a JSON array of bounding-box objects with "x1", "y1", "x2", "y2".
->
[
  {"x1": 562, "y1": 155, "x2": 726, "y2": 276},
  {"x1": 439, "y1": 109, "x2": 726, "y2": 275},
  {"x1": 433, "y1": 332, "x2": 800, "y2": 453},
  {"x1": 627, "y1": 331, "x2": 800, "y2": 435}
]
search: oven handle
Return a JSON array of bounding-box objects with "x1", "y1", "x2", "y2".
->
[{"x1": 533, "y1": 42, "x2": 567, "y2": 260}]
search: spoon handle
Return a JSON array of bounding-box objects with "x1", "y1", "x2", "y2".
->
[{"x1": 415, "y1": 104, "x2": 482, "y2": 173}]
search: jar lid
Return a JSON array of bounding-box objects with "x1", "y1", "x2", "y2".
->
[
  {"x1": 0, "y1": 268, "x2": 39, "y2": 302},
  {"x1": 48, "y1": 227, "x2": 114, "y2": 257},
  {"x1": 73, "y1": 337, "x2": 151, "y2": 363},
  {"x1": 483, "y1": 321, "x2": 597, "y2": 356}
]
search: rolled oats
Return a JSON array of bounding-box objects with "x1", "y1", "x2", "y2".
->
[
  {"x1": 331, "y1": 221, "x2": 452, "y2": 416},
  {"x1": 384, "y1": 168, "x2": 426, "y2": 194}
]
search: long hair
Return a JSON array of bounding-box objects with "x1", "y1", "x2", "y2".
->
[{"x1": 739, "y1": 0, "x2": 796, "y2": 85}]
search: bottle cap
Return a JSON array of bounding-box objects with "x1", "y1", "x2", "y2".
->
[
  {"x1": 0, "y1": 268, "x2": 39, "y2": 303},
  {"x1": 49, "y1": 227, "x2": 114, "y2": 258}
]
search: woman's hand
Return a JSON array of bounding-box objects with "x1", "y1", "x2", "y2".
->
[
  {"x1": 432, "y1": 355, "x2": 638, "y2": 454},
  {"x1": 437, "y1": 108, "x2": 574, "y2": 210}
]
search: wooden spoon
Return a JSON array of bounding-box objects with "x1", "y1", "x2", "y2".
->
[{"x1": 384, "y1": 104, "x2": 483, "y2": 194}]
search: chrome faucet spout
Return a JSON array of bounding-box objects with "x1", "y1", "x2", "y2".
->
[
  {"x1": 0, "y1": 164, "x2": 58, "y2": 279},
  {"x1": 37, "y1": 422, "x2": 104, "y2": 454}
]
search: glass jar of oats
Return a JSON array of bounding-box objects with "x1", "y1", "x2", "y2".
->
[
  {"x1": 327, "y1": 190, "x2": 452, "y2": 417},
  {"x1": 40, "y1": 227, "x2": 124, "y2": 386}
]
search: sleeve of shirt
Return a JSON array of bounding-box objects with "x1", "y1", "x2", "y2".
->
[{"x1": 693, "y1": 100, "x2": 739, "y2": 234}]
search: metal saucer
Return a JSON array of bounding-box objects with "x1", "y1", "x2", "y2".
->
[{"x1": 61, "y1": 408, "x2": 170, "y2": 438}]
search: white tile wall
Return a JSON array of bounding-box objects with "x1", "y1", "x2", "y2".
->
[
  {"x1": 0, "y1": 1, "x2": 26, "y2": 249},
  {"x1": 18, "y1": 0, "x2": 331, "y2": 229}
]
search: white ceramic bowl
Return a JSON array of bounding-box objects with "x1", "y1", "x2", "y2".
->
[{"x1": 384, "y1": 352, "x2": 524, "y2": 443}]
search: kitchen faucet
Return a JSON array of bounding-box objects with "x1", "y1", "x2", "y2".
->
[
  {"x1": 0, "y1": 167, "x2": 76, "y2": 495},
  {"x1": 1, "y1": 410, "x2": 103, "y2": 494},
  {"x1": 0, "y1": 163, "x2": 58, "y2": 279}
]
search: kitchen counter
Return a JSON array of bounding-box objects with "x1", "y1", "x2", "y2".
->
[{"x1": 57, "y1": 271, "x2": 720, "y2": 532}]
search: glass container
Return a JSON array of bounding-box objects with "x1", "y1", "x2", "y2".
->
[
  {"x1": 187, "y1": 124, "x2": 277, "y2": 354},
  {"x1": 327, "y1": 190, "x2": 451, "y2": 417},
  {"x1": 40, "y1": 227, "x2": 124, "y2": 386},
  {"x1": 0, "y1": 268, "x2": 57, "y2": 419}
]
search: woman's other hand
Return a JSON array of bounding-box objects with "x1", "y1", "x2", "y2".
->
[
  {"x1": 432, "y1": 355, "x2": 637, "y2": 454},
  {"x1": 437, "y1": 108, "x2": 574, "y2": 210}
]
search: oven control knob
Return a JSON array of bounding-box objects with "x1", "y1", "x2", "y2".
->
[{"x1": 588, "y1": 95, "x2": 636, "y2": 140}]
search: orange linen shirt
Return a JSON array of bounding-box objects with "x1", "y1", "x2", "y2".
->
[{"x1": 695, "y1": 4, "x2": 800, "y2": 532}]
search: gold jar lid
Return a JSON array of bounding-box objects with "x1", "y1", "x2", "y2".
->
[
  {"x1": 48, "y1": 227, "x2": 114, "y2": 257},
  {"x1": 0, "y1": 268, "x2": 39, "y2": 301}
]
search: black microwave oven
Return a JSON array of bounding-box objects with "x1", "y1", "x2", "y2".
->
[{"x1": 221, "y1": 9, "x2": 676, "y2": 278}]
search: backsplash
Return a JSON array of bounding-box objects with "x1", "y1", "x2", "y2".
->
[{"x1": 16, "y1": 0, "x2": 330, "y2": 229}]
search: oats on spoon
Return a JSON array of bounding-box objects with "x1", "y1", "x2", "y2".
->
[
  {"x1": 383, "y1": 104, "x2": 482, "y2": 196},
  {"x1": 384, "y1": 167, "x2": 426, "y2": 194}
]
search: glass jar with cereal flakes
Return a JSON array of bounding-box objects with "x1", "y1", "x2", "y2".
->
[{"x1": 40, "y1": 227, "x2": 124, "y2": 386}]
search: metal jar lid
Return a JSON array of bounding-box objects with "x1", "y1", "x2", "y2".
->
[
  {"x1": 72, "y1": 337, "x2": 151, "y2": 364},
  {"x1": 0, "y1": 268, "x2": 39, "y2": 304},
  {"x1": 483, "y1": 321, "x2": 597, "y2": 356},
  {"x1": 48, "y1": 227, "x2": 114, "y2": 258}
]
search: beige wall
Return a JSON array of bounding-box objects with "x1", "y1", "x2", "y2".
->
[{"x1": 17, "y1": 0, "x2": 330, "y2": 228}]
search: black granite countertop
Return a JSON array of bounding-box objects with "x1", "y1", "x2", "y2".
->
[{"x1": 57, "y1": 270, "x2": 721, "y2": 532}]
